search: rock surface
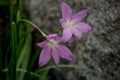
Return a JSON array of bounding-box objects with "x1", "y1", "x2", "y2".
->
[{"x1": 25, "y1": 0, "x2": 120, "y2": 80}]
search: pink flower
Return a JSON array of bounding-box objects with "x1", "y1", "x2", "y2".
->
[
  {"x1": 60, "y1": 2, "x2": 93, "y2": 42},
  {"x1": 37, "y1": 34, "x2": 75, "y2": 67}
]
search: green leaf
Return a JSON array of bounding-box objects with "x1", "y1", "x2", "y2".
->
[
  {"x1": 36, "y1": 64, "x2": 113, "y2": 78},
  {"x1": 0, "y1": 41, "x2": 2, "y2": 78},
  {"x1": 8, "y1": 22, "x2": 17, "y2": 80},
  {"x1": 17, "y1": 34, "x2": 32, "y2": 80},
  {"x1": 0, "y1": 0, "x2": 10, "y2": 6}
]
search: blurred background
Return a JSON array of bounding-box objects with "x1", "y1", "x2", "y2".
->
[{"x1": 0, "y1": 0, "x2": 120, "y2": 80}]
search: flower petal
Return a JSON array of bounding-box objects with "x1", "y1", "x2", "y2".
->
[
  {"x1": 39, "y1": 47, "x2": 51, "y2": 66},
  {"x1": 70, "y1": 28, "x2": 82, "y2": 40},
  {"x1": 75, "y1": 22, "x2": 93, "y2": 33},
  {"x1": 47, "y1": 34, "x2": 57, "y2": 40},
  {"x1": 51, "y1": 48, "x2": 60, "y2": 67},
  {"x1": 37, "y1": 41, "x2": 47, "y2": 48},
  {"x1": 72, "y1": 10, "x2": 87, "y2": 23},
  {"x1": 67, "y1": 38, "x2": 74, "y2": 43},
  {"x1": 63, "y1": 28, "x2": 72, "y2": 42},
  {"x1": 58, "y1": 44, "x2": 75, "y2": 61},
  {"x1": 59, "y1": 18, "x2": 66, "y2": 28},
  {"x1": 55, "y1": 37, "x2": 64, "y2": 43},
  {"x1": 62, "y1": 2, "x2": 72, "y2": 21}
]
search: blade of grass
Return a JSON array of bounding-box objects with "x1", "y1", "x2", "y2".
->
[
  {"x1": 28, "y1": 49, "x2": 41, "y2": 71},
  {"x1": 8, "y1": 0, "x2": 16, "y2": 79},
  {"x1": 2, "y1": 68, "x2": 41, "y2": 78},
  {"x1": 0, "y1": 41, "x2": 2, "y2": 79},
  {"x1": 16, "y1": 10, "x2": 21, "y2": 24},
  {"x1": 17, "y1": 33, "x2": 32, "y2": 80},
  {"x1": 40, "y1": 70, "x2": 49, "y2": 80},
  {"x1": 16, "y1": 10, "x2": 21, "y2": 42},
  {"x1": 8, "y1": 22, "x2": 17, "y2": 80},
  {"x1": 35, "y1": 64, "x2": 113, "y2": 78},
  {"x1": 4, "y1": 32, "x2": 10, "y2": 80},
  {"x1": 0, "y1": 0, "x2": 10, "y2": 6}
]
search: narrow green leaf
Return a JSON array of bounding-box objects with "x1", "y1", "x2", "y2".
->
[
  {"x1": 0, "y1": 0, "x2": 10, "y2": 6},
  {"x1": 28, "y1": 49, "x2": 41, "y2": 71},
  {"x1": 36, "y1": 64, "x2": 113, "y2": 78},
  {"x1": 2, "y1": 68, "x2": 41, "y2": 79},
  {"x1": 8, "y1": 22, "x2": 17, "y2": 80},
  {"x1": 0, "y1": 41, "x2": 2, "y2": 79},
  {"x1": 17, "y1": 34, "x2": 32, "y2": 80}
]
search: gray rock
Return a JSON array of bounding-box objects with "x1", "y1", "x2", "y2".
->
[{"x1": 25, "y1": 0, "x2": 120, "y2": 80}]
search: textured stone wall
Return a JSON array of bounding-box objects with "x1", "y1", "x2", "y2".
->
[{"x1": 25, "y1": 0, "x2": 120, "y2": 80}]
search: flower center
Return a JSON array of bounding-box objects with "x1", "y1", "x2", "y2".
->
[
  {"x1": 48, "y1": 40, "x2": 58, "y2": 49},
  {"x1": 66, "y1": 20, "x2": 74, "y2": 28}
]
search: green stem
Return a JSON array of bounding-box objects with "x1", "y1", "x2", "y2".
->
[
  {"x1": 17, "y1": 34, "x2": 31, "y2": 80},
  {"x1": 40, "y1": 70, "x2": 49, "y2": 80},
  {"x1": 2, "y1": 68, "x2": 41, "y2": 78},
  {"x1": 18, "y1": 0, "x2": 22, "y2": 11},
  {"x1": 8, "y1": 22, "x2": 17, "y2": 80},
  {"x1": 20, "y1": 19, "x2": 47, "y2": 37},
  {"x1": 36, "y1": 64, "x2": 112, "y2": 77},
  {"x1": 0, "y1": 41, "x2": 2, "y2": 79},
  {"x1": 9, "y1": 0, "x2": 16, "y2": 79},
  {"x1": 9, "y1": 2, "x2": 16, "y2": 80}
]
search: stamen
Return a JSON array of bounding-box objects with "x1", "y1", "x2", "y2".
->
[{"x1": 66, "y1": 20, "x2": 74, "y2": 28}]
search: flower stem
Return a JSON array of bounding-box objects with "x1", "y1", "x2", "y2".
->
[
  {"x1": 2, "y1": 68, "x2": 41, "y2": 78},
  {"x1": 8, "y1": 0, "x2": 17, "y2": 79},
  {"x1": 0, "y1": 41, "x2": 2, "y2": 79},
  {"x1": 35, "y1": 64, "x2": 113, "y2": 78},
  {"x1": 20, "y1": 19, "x2": 47, "y2": 37}
]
